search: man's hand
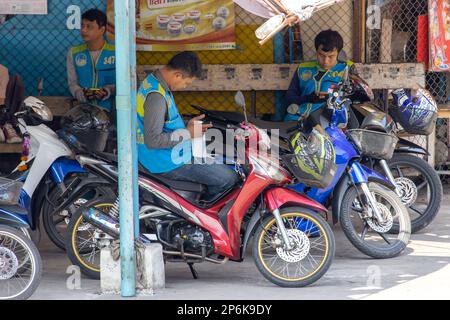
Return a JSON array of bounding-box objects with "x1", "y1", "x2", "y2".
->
[
  {"x1": 187, "y1": 114, "x2": 213, "y2": 139},
  {"x1": 94, "y1": 88, "x2": 109, "y2": 100},
  {"x1": 304, "y1": 92, "x2": 328, "y2": 104}
]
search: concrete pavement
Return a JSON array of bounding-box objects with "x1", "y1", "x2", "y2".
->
[{"x1": 30, "y1": 193, "x2": 450, "y2": 300}]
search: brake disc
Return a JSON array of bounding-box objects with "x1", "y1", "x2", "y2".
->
[
  {"x1": 367, "y1": 203, "x2": 394, "y2": 233},
  {"x1": 395, "y1": 177, "x2": 418, "y2": 207},
  {"x1": 0, "y1": 247, "x2": 19, "y2": 280},
  {"x1": 276, "y1": 229, "x2": 310, "y2": 263}
]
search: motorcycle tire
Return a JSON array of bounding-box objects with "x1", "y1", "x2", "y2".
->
[
  {"x1": 340, "y1": 182, "x2": 411, "y2": 259},
  {"x1": 387, "y1": 154, "x2": 442, "y2": 233},
  {"x1": 252, "y1": 207, "x2": 335, "y2": 287}
]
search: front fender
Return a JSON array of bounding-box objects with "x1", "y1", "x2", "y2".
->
[
  {"x1": 332, "y1": 163, "x2": 396, "y2": 225},
  {"x1": 49, "y1": 158, "x2": 86, "y2": 184},
  {"x1": 264, "y1": 187, "x2": 328, "y2": 214},
  {"x1": 396, "y1": 138, "x2": 430, "y2": 156},
  {"x1": 349, "y1": 162, "x2": 395, "y2": 190}
]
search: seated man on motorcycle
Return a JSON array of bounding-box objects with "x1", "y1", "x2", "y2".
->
[
  {"x1": 284, "y1": 29, "x2": 357, "y2": 128},
  {"x1": 137, "y1": 51, "x2": 239, "y2": 201}
]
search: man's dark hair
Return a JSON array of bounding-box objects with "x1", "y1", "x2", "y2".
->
[
  {"x1": 167, "y1": 51, "x2": 202, "y2": 78},
  {"x1": 314, "y1": 29, "x2": 344, "y2": 53},
  {"x1": 82, "y1": 9, "x2": 107, "y2": 29}
]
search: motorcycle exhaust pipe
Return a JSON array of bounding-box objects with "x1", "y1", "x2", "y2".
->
[{"x1": 82, "y1": 207, "x2": 120, "y2": 238}]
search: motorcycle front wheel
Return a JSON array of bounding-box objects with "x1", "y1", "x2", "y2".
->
[
  {"x1": 252, "y1": 208, "x2": 335, "y2": 287},
  {"x1": 42, "y1": 176, "x2": 115, "y2": 251},
  {"x1": 340, "y1": 183, "x2": 411, "y2": 259},
  {"x1": 0, "y1": 225, "x2": 42, "y2": 300}
]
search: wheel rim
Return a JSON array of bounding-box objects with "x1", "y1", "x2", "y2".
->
[
  {"x1": 390, "y1": 162, "x2": 433, "y2": 222},
  {"x1": 257, "y1": 213, "x2": 329, "y2": 282},
  {"x1": 0, "y1": 231, "x2": 37, "y2": 300},
  {"x1": 48, "y1": 187, "x2": 109, "y2": 244},
  {"x1": 348, "y1": 187, "x2": 408, "y2": 247},
  {"x1": 71, "y1": 203, "x2": 113, "y2": 273}
]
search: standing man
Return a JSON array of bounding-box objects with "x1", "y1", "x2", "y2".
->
[
  {"x1": 285, "y1": 29, "x2": 356, "y2": 122},
  {"x1": 67, "y1": 9, "x2": 116, "y2": 111}
]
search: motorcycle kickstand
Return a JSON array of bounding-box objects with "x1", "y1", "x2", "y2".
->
[{"x1": 187, "y1": 263, "x2": 199, "y2": 280}]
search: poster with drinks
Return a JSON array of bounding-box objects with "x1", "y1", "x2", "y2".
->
[
  {"x1": 107, "y1": 0, "x2": 236, "y2": 51},
  {"x1": 0, "y1": 0, "x2": 47, "y2": 15},
  {"x1": 429, "y1": 0, "x2": 450, "y2": 72}
]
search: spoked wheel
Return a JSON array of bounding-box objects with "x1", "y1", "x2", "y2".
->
[
  {"x1": 253, "y1": 208, "x2": 335, "y2": 287},
  {"x1": 65, "y1": 197, "x2": 115, "y2": 280},
  {"x1": 388, "y1": 154, "x2": 442, "y2": 233},
  {"x1": 42, "y1": 178, "x2": 115, "y2": 251},
  {"x1": 340, "y1": 183, "x2": 411, "y2": 259},
  {"x1": 0, "y1": 226, "x2": 42, "y2": 300}
]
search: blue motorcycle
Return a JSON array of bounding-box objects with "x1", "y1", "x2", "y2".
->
[
  {"x1": 0, "y1": 176, "x2": 42, "y2": 300},
  {"x1": 284, "y1": 75, "x2": 411, "y2": 259}
]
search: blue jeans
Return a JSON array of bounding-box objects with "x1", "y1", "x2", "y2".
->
[{"x1": 159, "y1": 161, "x2": 239, "y2": 200}]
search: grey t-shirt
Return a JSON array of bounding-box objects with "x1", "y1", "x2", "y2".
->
[{"x1": 143, "y1": 70, "x2": 190, "y2": 149}]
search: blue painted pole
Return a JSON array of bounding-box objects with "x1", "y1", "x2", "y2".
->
[
  {"x1": 114, "y1": 0, "x2": 136, "y2": 297},
  {"x1": 273, "y1": 33, "x2": 285, "y2": 121},
  {"x1": 129, "y1": 0, "x2": 140, "y2": 239}
]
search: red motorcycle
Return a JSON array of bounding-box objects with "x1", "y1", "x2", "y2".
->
[{"x1": 65, "y1": 96, "x2": 335, "y2": 287}]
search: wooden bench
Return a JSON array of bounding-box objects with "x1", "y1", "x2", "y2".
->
[{"x1": 0, "y1": 63, "x2": 427, "y2": 154}]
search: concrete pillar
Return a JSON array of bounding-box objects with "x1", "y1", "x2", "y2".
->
[{"x1": 101, "y1": 243, "x2": 165, "y2": 295}]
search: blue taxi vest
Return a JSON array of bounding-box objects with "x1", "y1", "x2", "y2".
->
[
  {"x1": 285, "y1": 60, "x2": 354, "y2": 121},
  {"x1": 70, "y1": 41, "x2": 116, "y2": 111},
  {"x1": 137, "y1": 74, "x2": 192, "y2": 174}
]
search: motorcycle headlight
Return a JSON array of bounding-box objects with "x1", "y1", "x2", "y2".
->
[{"x1": 250, "y1": 154, "x2": 288, "y2": 183}]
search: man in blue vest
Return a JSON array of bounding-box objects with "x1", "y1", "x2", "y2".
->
[
  {"x1": 285, "y1": 29, "x2": 356, "y2": 124},
  {"x1": 67, "y1": 9, "x2": 116, "y2": 112},
  {"x1": 137, "y1": 52, "x2": 239, "y2": 201}
]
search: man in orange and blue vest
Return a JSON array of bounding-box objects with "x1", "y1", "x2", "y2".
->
[
  {"x1": 67, "y1": 9, "x2": 116, "y2": 112},
  {"x1": 285, "y1": 29, "x2": 356, "y2": 123}
]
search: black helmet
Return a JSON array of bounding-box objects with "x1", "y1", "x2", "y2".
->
[
  {"x1": 61, "y1": 104, "x2": 110, "y2": 131},
  {"x1": 60, "y1": 104, "x2": 110, "y2": 152}
]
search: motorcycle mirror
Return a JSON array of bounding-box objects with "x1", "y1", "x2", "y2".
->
[
  {"x1": 234, "y1": 91, "x2": 249, "y2": 124},
  {"x1": 235, "y1": 91, "x2": 246, "y2": 108}
]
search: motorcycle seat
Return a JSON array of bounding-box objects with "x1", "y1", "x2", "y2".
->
[
  {"x1": 91, "y1": 151, "x2": 206, "y2": 193},
  {"x1": 140, "y1": 170, "x2": 206, "y2": 194},
  {"x1": 250, "y1": 119, "x2": 298, "y2": 140}
]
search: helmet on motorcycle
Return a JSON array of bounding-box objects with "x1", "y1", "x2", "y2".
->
[
  {"x1": 390, "y1": 88, "x2": 438, "y2": 135},
  {"x1": 60, "y1": 104, "x2": 110, "y2": 152},
  {"x1": 282, "y1": 128, "x2": 336, "y2": 188},
  {"x1": 61, "y1": 104, "x2": 110, "y2": 130}
]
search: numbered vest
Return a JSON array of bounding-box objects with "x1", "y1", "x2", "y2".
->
[{"x1": 71, "y1": 41, "x2": 116, "y2": 111}]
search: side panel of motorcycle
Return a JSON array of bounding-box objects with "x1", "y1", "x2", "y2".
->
[
  {"x1": 138, "y1": 176, "x2": 235, "y2": 258},
  {"x1": 49, "y1": 158, "x2": 86, "y2": 184},
  {"x1": 227, "y1": 173, "x2": 273, "y2": 259},
  {"x1": 294, "y1": 126, "x2": 357, "y2": 204},
  {"x1": 22, "y1": 125, "x2": 73, "y2": 198},
  {"x1": 17, "y1": 189, "x2": 32, "y2": 225},
  {"x1": 0, "y1": 206, "x2": 30, "y2": 228}
]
